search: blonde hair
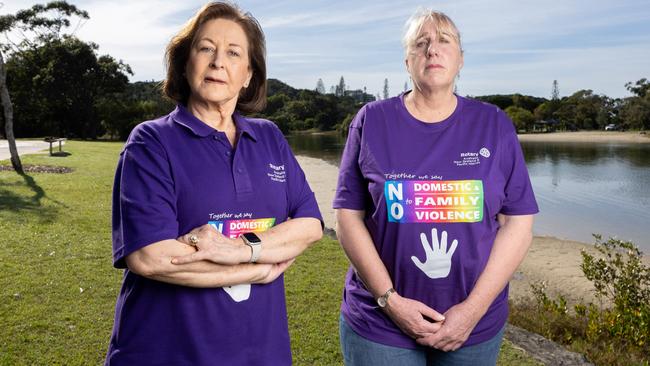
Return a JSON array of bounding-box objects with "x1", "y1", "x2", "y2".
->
[{"x1": 402, "y1": 8, "x2": 462, "y2": 54}]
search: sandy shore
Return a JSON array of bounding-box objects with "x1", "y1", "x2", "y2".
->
[
  {"x1": 518, "y1": 130, "x2": 650, "y2": 144},
  {"x1": 297, "y1": 155, "x2": 636, "y2": 306}
]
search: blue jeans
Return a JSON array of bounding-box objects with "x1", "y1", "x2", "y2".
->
[{"x1": 339, "y1": 315, "x2": 504, "y2": 366}]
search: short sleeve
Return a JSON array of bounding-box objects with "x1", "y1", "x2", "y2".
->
[
  {"x1": 276, "y1": 128, "x2": 324, "y2": 227},
  {"x1": 111, "y1": 125, "x2": 179, "y2": 268},
  {"x1": 333, "y1": 109, "x2": 367, "y2": 210},
  {"x1": 498, "y1": 121, "x2": 539, "y2": 216}
]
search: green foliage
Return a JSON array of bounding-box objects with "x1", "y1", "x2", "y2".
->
[
  {"x1": 336, "y1": 113, "x2": 355, "y2": 134},
  {"x1": 620, "y1": 94, "x2": 650, "y2": 131},
  {"x1": 510, "y1": 235, "x2": 650, "y2": 365},
  {"x1": 554, "y1": 90, "x2": 616, "y2": 130},
  {"x1": 0, "y1": 1, "x2": 88, "y2": 44},
  {"x1": 259, "y1": 79, "x2": 368, "y2": 134},
  {"x1": 625, "y1": 78, "x2": 650, "y2": 98},
  {"x1": 6, "y1": 36, "x2": 132, "y2": 138},
  {"x1": 474, "y1": 94, "x2": 545, "y2": 113},
  {"x1": 533, "y1": 100, "x2": 561, "y2": 124},
  {"x1": 580, "y1": 235, "x2": 650, "y2": 348},
  {"x1": 99, "y1": 81, "x2": 174, "y2": 140},
  {"x1": 471, "y1": 77, "x2": 650, "y2": 132},
  {"x1": 267, "y1": 78, "x2": 300, "y2": 98},
  {"x1": 505, "y1": 106, "x2": 535, "y2": 132},
  {"x1": 620, "y1": 79, "x2": 650, "y2": 130}
]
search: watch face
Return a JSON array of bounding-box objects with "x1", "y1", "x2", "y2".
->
[
  {"x1": 377, "y1": 297, "x2": 387, "y2": 307},
  {"x1": 242, "y1": 232, "x2": 262, "y2": 244}
]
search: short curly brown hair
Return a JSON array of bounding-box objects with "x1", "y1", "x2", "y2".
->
[{"x1": 163, "y1": 2, "x2": 267, "y2": 113}]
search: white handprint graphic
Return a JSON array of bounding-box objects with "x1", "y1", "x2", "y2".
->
[{"x1": 411, "y1": 228, "x2": 458, "y2": 279}]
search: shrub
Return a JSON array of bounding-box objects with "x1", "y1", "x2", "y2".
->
[
  {"x1": 510, "y1": 235, "x2": 650, "y2": 366},
  {"x1": 580, "y1": 235, "x2": 650, "y2": 349}
]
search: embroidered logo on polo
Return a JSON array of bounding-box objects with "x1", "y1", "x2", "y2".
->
[
  {"x1": 267, "y1": 163, "x2": 286, "y2": 182},
  {"x1": 452, "y1": 147, "x2": 491, "y2": 167},
  {"x1": 385, "y1": 180, "x2": 483, "y2": 223},
  {"x1": 208, "y1": 218, "x2": 276, "y2": 302}
]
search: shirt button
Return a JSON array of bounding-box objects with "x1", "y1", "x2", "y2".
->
[
  {"x1": 237, "y1": 168, "x2": 243, "y2": 173},
  {"x1": 213, "y1": 136, "x2": 219, "y2": 140},
  {"x1": 225, "y1": 151, "x2": 231, "y2": 156}
]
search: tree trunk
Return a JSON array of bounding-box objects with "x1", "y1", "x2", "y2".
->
[{"x1": 0, "y1": 51, "x2": 23, "y2": 174}]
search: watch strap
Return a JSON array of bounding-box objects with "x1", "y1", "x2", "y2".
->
[
  {"x1": 248, "y1": 243, "x2": 261, "y2": 263},
  {"x1": 377, "y1": 288, "x2": 396, "y2": 308},
  {"x1": 241, "y1": 233, "x2": 262, "y2": 263}
]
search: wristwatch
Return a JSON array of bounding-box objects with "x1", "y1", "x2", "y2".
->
[
  {"x1": 377, "y1": 288, "x2": 396, "y2": 308},
  {"x1": 241, "y1": 232, "x2": 262, "y2": 263}
]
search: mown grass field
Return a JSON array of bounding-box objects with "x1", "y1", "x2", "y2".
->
[{"x1": 0, "y1": 141, "x2": 540, "y2": 365}]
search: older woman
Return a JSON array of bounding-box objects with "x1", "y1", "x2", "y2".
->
[
  {"x1": 105, "y1": 2, "x2": 322, "y2": 365},
  {"x1": 334, "y1": 8, "x2": 538, "y2": 366}
]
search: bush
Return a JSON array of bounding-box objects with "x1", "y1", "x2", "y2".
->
[
  {"x1": 510, "y1": 235, "x2": 650, "y2": 366},
  {"x1": 580, "y1": 235, "x2": 650, "y2": 349}
]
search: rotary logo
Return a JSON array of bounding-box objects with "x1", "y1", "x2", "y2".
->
[{"x1": 479, "y1": 147, "x2": 490, "y2": 158}]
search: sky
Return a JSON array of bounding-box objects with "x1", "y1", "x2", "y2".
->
[{"x1": 3, "y1": 0, "x2": 650, "y2": 99}]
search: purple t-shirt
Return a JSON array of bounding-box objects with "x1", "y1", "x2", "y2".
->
[
  {"x1": 333, "y1": 93, "x2": 538, "y2": 349},
  {"x1": 106, "y1": 105, "x2": 322, "y2": 365}
]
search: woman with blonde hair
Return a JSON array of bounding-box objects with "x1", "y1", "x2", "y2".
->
[{"x1": 334, "y1": 8, "x2": 538, "y2": 365}]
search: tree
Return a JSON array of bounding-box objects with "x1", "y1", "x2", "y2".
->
[
  {"x1": 99, "y1": 81, "x2": 172, "y2": 140},
  {"x1": 505, "y1": 106, "x2": 535, "y2": 132},
  {"x1": 383, "y1": 78, "x2": 389, "y2": 99},
  {"x1": 534, "y1": 102, "x2": 553, "y2": 122},
  {"x1": 512, "y1": 93, "x2": 545, "y2": 112},
  {"x1": 0, "y1": 51, "x2": 19, "y2": 170},
  {"x1": 335, "y1": 76, "x2": 346, "y2": 97},
  {"x1": 620, "y1": 78, "x2": 650, "y2": 130},
  {"x1": 625, "y1": 78, "x2": 649, "y2": 98},
  {"x1": 315, "y1": 78, "x2": 326, "y2": 94},
  {"x1": 554, "y1": 90, "x2": 612, "y2": 130},
  {"x1": 264, "y1": 93, "x2": 290, "y2": 116},
  {"x1": 254, "y1": 78, "x2": 363, "y2": 133},
  {"x1": 7, "y1": 36, "x2": 132, "y2": 138},
  {"x1": 0, "y1": 1, "x2": 89, "y2": 172}
]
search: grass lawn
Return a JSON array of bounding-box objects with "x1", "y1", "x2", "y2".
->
[{"x1": 0, "y1": 141, "x2": 540, "y2": 365}]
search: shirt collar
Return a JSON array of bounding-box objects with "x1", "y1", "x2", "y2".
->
[{"x1": 171, "y1": 104, "x2": 258, "y2": 142}]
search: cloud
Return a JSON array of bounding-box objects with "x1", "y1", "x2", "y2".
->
[{"x1": 3, "y1": 0, "x2": 648, "y2": 97}]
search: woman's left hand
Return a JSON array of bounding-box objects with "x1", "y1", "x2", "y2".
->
[
  {"x1": 415, "y1": 300, "x2": 483, "y2": 351},
  {"x1": 172, "y1": 224, "x2": 250, "y2": 265}
]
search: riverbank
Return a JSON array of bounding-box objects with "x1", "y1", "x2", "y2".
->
[
  {"x1": 296, "y1": 155, "x2": 639, "y2": 306},
  {"x1": 518, "y1": 130, "x2": 650, "y2": 144}
]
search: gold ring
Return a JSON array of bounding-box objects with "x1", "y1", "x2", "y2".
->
[{"x1": 189, "y1": 234, "x2": 199, "y2": 246}]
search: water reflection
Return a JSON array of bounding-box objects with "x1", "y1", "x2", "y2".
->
[
  {"x1": 288, "y1": 132, "x2": 650, "y2": 251},
  {"x1": 286, "y1": 132, "x2": 346, "y2": 166},
  {"x1": 522, "y1": 141, "x2": 650, "y2": 250},
  {"x1": 522, "y1": 141, "x2": 650, "y2": 168}
]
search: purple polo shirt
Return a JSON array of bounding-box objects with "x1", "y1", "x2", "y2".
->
[
  {"x1": 333, "y1": 93, "x2": 538, "y2": 349},
  {"x1": 107, "y1": 105, "x2": 322, "y2": 365}
]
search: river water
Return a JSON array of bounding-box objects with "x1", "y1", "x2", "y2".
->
[{"x1": 287, "y1": 133, "x2": 650, "y2": 252}]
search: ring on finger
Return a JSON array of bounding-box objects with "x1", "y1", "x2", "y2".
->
[{"x1": 189, "y1": 234, "x2": 199, "y2": 246}]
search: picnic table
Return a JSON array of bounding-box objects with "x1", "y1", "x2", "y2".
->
[{"x1": 43, "y1": 137, "x2": 66, "y2": 156}]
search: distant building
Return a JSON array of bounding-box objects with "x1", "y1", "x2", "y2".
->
[
  {"x1": 532, "y1": 119, "x2": 560, "y2": 132},
  {"x1": 346, "y1": 89, "x2": 376, "y2": 104}
]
